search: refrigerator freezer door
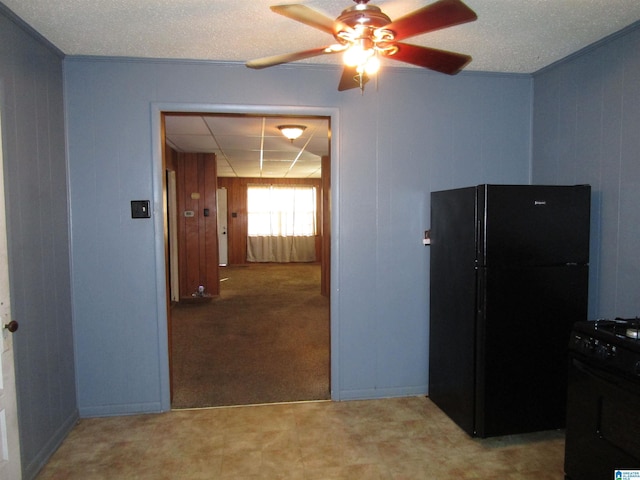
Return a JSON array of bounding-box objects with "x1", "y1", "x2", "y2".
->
[
  {"x1": 475, "y1": 264, "x2": 589, "y2": 437},
  {"x1": 477, "y1": 185, "x2": 591, "y2": 267}
]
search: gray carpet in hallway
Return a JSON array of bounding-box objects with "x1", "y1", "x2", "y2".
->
[{"x1": 171, "y1": 263, "x2": 330, "y2": 408}]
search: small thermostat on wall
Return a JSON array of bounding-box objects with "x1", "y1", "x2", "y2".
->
[{"x1": 131, "y1": 200, "x2": 151, "y2": 218}]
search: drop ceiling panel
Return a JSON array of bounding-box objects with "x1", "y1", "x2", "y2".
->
[
  {"x1": 165, "y1": 114, "x2": 329, "y2": 178},
  {"x1": 203, "y1": 116, "x2": 265, "y2": 135},
  {"x1": 215, "y1": 137, "x2": 264, "y2": 151},
  {"x1": 219, "y1": 150, "x2": 261, "y2": 163},
  {"x1": 217, "y1": 164, "x2": 235, "y2": 175},
  {"x1": 165, "y1": 134, "x2": 218, "y2": 152},
  {"x1": 261, "y1": 151, "x2": 318, "y2": 161},
  {"x1": 165, "y1": 116, "x2": 209, "y2": 135}
]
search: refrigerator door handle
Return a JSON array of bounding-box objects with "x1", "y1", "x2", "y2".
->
[{"x1": 476, "y1": 219, "x2": 483, "y2": 266}]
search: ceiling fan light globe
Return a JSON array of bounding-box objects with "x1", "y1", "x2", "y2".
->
[
  {"x1": 344, "y1": 44, "x2": 373, "y2": 67},
  {"x1": 364, "y1": 55, "x2": 380, "y2": 75}
]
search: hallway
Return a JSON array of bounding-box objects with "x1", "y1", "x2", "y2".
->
[{"x1": 171, "y1": 263, "x2": 330, "y2": 408}]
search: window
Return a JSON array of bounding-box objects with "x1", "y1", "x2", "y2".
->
[{"x1": 247, "y1": 185, "x2": 317, "y2": 237}]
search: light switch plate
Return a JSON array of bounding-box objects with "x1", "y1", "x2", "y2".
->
[{"x1": 131, "y1": 200, "x2": 151, "y2": 218}]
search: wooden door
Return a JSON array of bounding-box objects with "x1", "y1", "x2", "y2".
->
[
  {"x1": 217, "y1": 188, "x2": 228, "y2": 266},
  {"x1": 176, "y1": 152, "x2": 219, "y2": 299}
]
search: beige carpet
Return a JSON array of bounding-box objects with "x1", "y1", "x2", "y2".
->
[{"x1": 170, "y1": 263, "x2": 330, "y2": 408}]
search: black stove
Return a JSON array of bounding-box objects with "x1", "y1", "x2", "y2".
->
[
  {"x1": 565, "y1": 318, "x2": 640, "y2": 480},
  {"x1": 569, "y1": 318, "x2": 640, "y2": 379},
  {"x1": 578, "y1": 317, "x2": 640, "y2": 340}
]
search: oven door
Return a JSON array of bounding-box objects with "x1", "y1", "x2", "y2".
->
[{"x1": 564, "y1": 355, "x2": 640, "y2": 480}]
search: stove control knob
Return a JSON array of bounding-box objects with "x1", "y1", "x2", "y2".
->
[
  {"x1": 596, "y1": 343, "x2": 614, "y2": 360},
  {"x1": 634, "y1": 361, "x2": 640, "y2": 377},
  {"x1": 582, "y1": 338, "x2": 596, "y2": 354}
]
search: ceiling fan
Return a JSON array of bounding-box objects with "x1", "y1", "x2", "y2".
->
[{"x1": 246, "y1": 0, "x2": 477, "y2": 92}]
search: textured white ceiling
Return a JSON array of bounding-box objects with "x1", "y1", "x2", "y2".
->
[
  {"x1": 4, "y1": 0, "x2": 640, "y2": 74},
  {"x1": 7, "y1": 0, "x2": 639, "y2": 178}
]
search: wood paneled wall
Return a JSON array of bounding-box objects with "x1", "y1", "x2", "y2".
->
[
  {"x1": 165, "y1": 143, "x2": 177, "y2": 171},
  {"x1": 176, "y1": 152, "x2": 219, "y2": 298},
  {"x1": 217, "y1": 177, "x2": 323, "y2": 265}
]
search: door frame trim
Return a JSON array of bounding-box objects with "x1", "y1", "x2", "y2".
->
[{"x1": 151, "y1": 102, "x2": 341, "y2": 410}]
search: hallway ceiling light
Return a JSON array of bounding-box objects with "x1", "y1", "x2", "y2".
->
[{"x1": 278, "y1": 125, "x2": 307, "y2": 142}]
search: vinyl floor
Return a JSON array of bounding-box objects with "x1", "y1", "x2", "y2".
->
[{"x1": 37, "y1": 396, "x2": 565, "y2": 479}]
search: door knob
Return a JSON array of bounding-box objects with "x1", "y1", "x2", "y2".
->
[{"x1": 3, "y1": 320, "x2": 18, "y2": 333}]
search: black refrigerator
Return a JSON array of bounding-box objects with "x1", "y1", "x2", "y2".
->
[{"x1": 429, "y1": 184, "x2": 590, "y2": 438}]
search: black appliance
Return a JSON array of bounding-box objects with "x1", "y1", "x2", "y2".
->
[
  {"x1": 565, "y1": 318, "x2": 640, "y2": 480},
  {"x1": 429, "y1": 184, "x2": 591, "y2": 438}
]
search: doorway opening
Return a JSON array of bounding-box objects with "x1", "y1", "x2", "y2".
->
[{"x1": 161, "y1": 112, "x2": 332, "y2": 408}]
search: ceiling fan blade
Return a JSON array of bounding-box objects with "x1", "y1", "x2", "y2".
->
[
  {"x1": 381, "y1": 0, "x2": 477, "y2": 42},
  {"x1": 271, "y1": 4, "x2": 336, "y2": 35},
  {"x1": 338, "y1": 66, "x2": 370, "y2": 91},
  {"x1": 246, "y1": 46, "x2": 335, "y2": 69},
  {"x1": 384, "y1": 43, "x2": 471, "y2": 75}
]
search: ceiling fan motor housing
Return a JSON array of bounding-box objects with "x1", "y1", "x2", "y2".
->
[{"x1": 335, "y1": 3, "x2": 392, "y2": 42}]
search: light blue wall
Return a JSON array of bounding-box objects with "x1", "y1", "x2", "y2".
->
[
  {"x1": 0, "y1": 5, "x2": 76, "y2": 479},
  {"x1": 532, "y1": 21, "x2": 640, "y2": 319},
  {"x1": 64, "y1": 57, "x2": 532, "y2": 415},
  {"x1": 3, "y1": 0, "x2": 639, "y2": 473}
]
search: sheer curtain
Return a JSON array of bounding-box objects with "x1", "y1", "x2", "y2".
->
[{"x1": 246, "y1": 185, "x2": 317, "y2": 262}]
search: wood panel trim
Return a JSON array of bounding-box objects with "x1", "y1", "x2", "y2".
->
[{"x1": 321, "y1": 155, "x2": 331, "y2": 297}]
